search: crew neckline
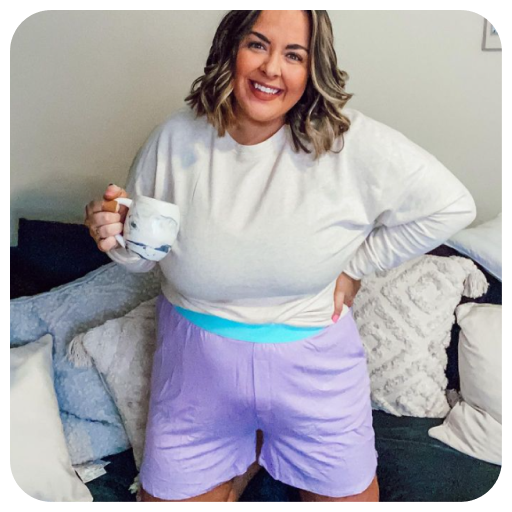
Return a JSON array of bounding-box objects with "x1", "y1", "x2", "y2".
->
[{"x1": 223, "y1": 124, "x2": 288, "y2": 157}]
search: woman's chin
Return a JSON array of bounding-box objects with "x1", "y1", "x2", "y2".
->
[{"x1": 240, "y1": 107, "x2": 284, "y2": 126}]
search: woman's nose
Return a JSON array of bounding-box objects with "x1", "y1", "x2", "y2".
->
[{"x1": 260, "y1": 51, "x2": 281, "y2": 78}]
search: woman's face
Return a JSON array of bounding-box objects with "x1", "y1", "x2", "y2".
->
[{"x1": 232, "y1": 10, "x2": 310, "y2": 132}]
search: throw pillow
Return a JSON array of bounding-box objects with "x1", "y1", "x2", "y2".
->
[
  {"x1": 446, "y1": 213, "x2": 502, "y2": 280},
  {"x1": 10, "y1": 335, "x2": 93, "y2": 502},
  {"x1": 352, "y1": 255, "x2": 488, "y2": 418},
  {"x1": 10, "y1": 263, "x2": 161, "y2": 464},
  {"x1": 69, "y1": 298, "x2": 158, "y2": 469},
  {"x1": 428, "y1": 303, "x2": 501, "y2": 464}
]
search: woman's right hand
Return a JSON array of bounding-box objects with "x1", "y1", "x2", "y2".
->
[{"x1": 84, "y1": 184, "x2": 129, "y2": 252}]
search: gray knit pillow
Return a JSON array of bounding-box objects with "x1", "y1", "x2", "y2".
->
[{"x1": 352, "y1": 255, "x2": 488, "y2": 418}]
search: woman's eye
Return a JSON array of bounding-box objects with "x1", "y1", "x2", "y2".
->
[
  {"x1": 248, "y1": 41, "x2": 265, "y2": 50},
  {"x1": 287, "y1": 52, "x2": 303, "y2": 62}
]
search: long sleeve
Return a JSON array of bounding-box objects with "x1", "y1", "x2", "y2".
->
[
  {"x1": 106, "y1": 126, "x2": 162, "y2": 273},
  {"x1": 343, "y1": 194, "x2": 476, "y2": 280},
  {"x1": 342, "y1": 114, "x2": 477, "y2": 280}
]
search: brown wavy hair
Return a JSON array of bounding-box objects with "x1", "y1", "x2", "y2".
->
[{"x1": 185, "y1": 11, "x2": 353, "y2": 158}]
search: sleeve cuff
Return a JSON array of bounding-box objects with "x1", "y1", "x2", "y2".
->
[{"x1": 343, "y1": 260, "x2": 371, "y2": 281}]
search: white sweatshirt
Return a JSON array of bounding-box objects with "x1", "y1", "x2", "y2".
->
[{"x1": 108, "y1": 107, "x2": 476, "y2": 327}]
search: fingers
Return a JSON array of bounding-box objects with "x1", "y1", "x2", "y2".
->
[
  {"x1": 88, "y1": 216, "x2": 122, "y2": 241},
  {"x1": 103, "y1": 184, "x2": 128, "y2": 201},
  {"x1": 84, "y1": 195, "x2": 125, "y2": 218},
  {"x1": 102, "y1": 200, "x2": 120, "y2": 213},
  {"x1": 84, "y1": 204, "x2": 123, "y2": 252},
  {"x1": 95, "y1": 221, "x2": 123, "y2": 240},
  {"x1": 332, "y1": 289, "x2": 344, "y2": 323},
  {"x1": 86, "y1": 211, "x2": 121, "y2": 230},
  {"x1": 97, "y1": 236, "x2": 120, "y2": 252},
  {"x1": 332, "y1": 272, "x2": 362, "y2": 322},
  {"x1": 102, "y1": 185, "x2": 129, "y2": 221},
  {"x1": 91, "y1": 228, "x2": 121, "y2": 252},
  {"x1": 84, "y1": 185, "x2": 129, "y2": 253},
  {"x1": 85, "y1": 199, "x2": 111, "y2": 225}
]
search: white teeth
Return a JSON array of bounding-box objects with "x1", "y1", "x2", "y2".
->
[{"x1": 253, "y1": 82, "x2": 279, "y2": 94}]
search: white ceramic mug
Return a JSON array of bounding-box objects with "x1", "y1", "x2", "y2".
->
[{"x1": 114, "y1": 195, "x2": 180, "y2": 261}]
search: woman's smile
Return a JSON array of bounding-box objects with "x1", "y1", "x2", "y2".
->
[{"x1": 249, "y1": 80, "x2": 284, "y2": 100}]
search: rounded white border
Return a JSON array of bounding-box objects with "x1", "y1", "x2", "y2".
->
[{"x1": 5, "y1": 2, "x2": 507, "y2": 509}]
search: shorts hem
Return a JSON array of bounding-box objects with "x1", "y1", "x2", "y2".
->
[
  {"x1": 258, "y1": 456, "x2": 378, "y2": 499},
  {"x1": 139, "y1": 460, "x2": 256, "y2": 501}
]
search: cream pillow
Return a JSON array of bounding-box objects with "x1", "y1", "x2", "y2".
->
[
  {"x1": 428, "y1": 303, "x2": 502, "y2": 464},
  {"x1": 352, "y1": 255, "x2": 488, "y2": 418},
  {"x1": 68, "y1": 299, "x2": 157, "y2": 469},
  {"x1": 10, "y1": 335, "x2": 93, "y2": 502}
]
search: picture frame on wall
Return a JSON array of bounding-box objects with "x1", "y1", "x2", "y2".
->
[{"x1": 482, "y1": 19, "x2": 501, "y2": 51}]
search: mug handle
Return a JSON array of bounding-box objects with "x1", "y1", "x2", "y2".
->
[{"x1": 113, "y1": 197, "x2": 133, "y2": 249}]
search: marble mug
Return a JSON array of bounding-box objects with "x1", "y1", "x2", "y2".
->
[{"x1": 113, "y1": 195, "x2": 180, "y2": 261}]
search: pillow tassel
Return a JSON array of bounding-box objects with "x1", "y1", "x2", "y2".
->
[
  {"x1": 129, "y1": 474, "x2": 142, "y2": 501},
  {"x1": 451, "y1": 256, "x2": 489, "y2": 298},
  {"x1": 463, "y1": 266, "x2": 489, "y2": 298},
  {"x1": 67, "y1": 333, "x2": 93, "y2": 369}
]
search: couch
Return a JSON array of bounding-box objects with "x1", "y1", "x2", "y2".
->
[{"x1": 10, "y1": 219, "x2": 501, "y2": 502}]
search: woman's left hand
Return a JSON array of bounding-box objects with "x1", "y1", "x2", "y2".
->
[{"x1": 332, "y1": 272, "x2": 361, "y2": 322}]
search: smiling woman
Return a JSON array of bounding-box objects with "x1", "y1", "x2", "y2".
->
[
  {"x1": 84, "y1": 9, "x2": 477, "y2": 504},
  {"x1": 186, "y1": 10, "x2": 353, "y2": 155}
]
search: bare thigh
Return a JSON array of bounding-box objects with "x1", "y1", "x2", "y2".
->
[
  {"x1": 140, "y1": 479, "x2": 234, "y2": 502},
  {"x1": 299, "y1": 475, "x2": 379, "y2": 502}
]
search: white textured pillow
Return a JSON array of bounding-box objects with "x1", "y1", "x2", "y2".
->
[
  {"x1": 352, "y1": 255, "x2": 488, "y2": 418},
  {"x1": 446, "y1": 213, "x2": 502, "y2": 280},
  {"x1": 10, "y1": 335, "x2": 93, "y2": 502},
  {"x1": 428, "y1": 303, "x2": 501, "y2": 464},
  {"x1": 68, "y1": 299, "x2": 157, "y2": 469}
]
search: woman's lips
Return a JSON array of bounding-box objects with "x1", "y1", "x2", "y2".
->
[{"x1": 249, "y1": 80, "x2": 284, "y2": 101}]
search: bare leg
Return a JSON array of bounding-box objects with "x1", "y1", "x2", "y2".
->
[{"x1": 299, "y1": 475, "x2": 379, "y2": 502}]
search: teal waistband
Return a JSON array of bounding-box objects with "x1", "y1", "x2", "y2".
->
[{"x1": 174, "y1": 306, "x2": 324, "y2": 343}]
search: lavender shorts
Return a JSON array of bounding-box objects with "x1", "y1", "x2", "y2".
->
[{"x1": 139, "y1": 296, "x2": 378, "y2": 500}]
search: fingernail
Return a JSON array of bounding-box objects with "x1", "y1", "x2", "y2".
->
[
  {"x1": 332, "y1": 314, "x2": 340, "y2": 323},
  {"x1": 108, "y1": 183, "x2": 115, "y2": 186}
]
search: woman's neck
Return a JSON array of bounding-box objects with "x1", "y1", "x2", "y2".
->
[{"x1": 228, "y1": 111, "x2": 285, "y2": 146}]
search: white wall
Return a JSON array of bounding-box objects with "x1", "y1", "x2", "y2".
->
[{"x1": 10, "y1": 10, "x2": 501, "y2": 245}]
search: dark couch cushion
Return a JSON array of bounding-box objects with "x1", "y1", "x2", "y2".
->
[
  {"x1": 11, "y1": 219, "x2": 110, "y2": 299},
  {"x1": 372, "y1": 411, "x2": 500, "y2": 501}
]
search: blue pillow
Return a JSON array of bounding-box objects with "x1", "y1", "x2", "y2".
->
[{"x1": 10, "y1": 263, "x2": 161, "y2": 464}]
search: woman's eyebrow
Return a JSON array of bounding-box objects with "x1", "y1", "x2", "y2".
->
[{"x1": 249, "y1": 31, "x2": 309, "y2": 53}]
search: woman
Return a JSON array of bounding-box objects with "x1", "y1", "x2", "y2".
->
[{"x1": 85, "y1": 11, "x2": 476, "y2": 502}]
